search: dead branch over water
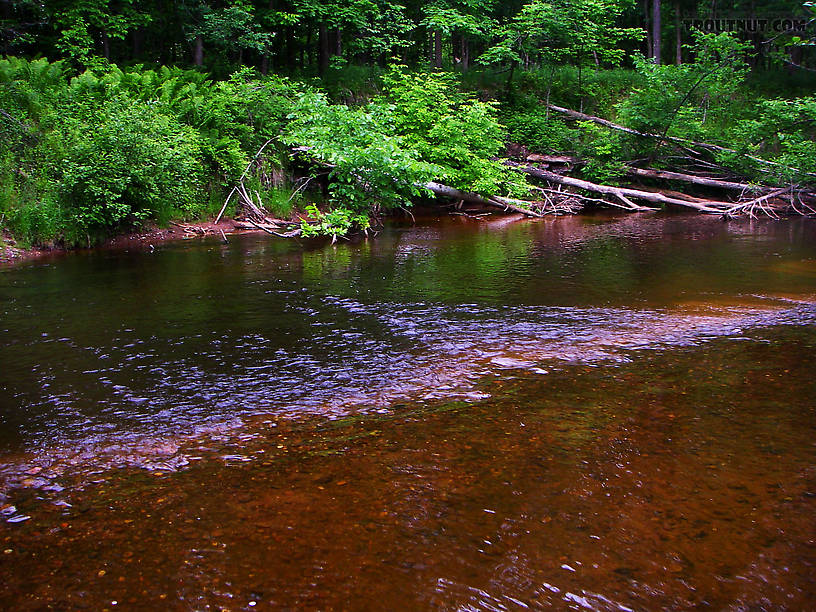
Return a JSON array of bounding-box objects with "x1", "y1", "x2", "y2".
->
[{"x1": 226, "y1": 130, "x2": 814, "y2": 240}]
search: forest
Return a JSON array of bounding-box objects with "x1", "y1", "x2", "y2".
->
[{"x1": 1, "y1": 0, "x2": 815, "y2": 245}]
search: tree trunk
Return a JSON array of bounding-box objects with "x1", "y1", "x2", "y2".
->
[
  {"x1": 644, "y1": 0, "x2": 653, "y2": 58},
  {"x1": 193, "y1": 35, "x2": 204, "y2": 66},
  {"x1": 132, "y1": 28, "x2": 144, "y2": 60},
  {"x1": 506, "y1": 61, "x2": 517, "y2": 95},
  {"x1": 433, "y1": 30, "x2": 442, "y2": 70},
  {"x1": 461, "y1": 37, "x2": 469, "y2": 71},
  {"x1": 261, "y1": 0, "x2": 274, "y2": 75},
  {"x1": 335, "y1": 27, "x2": 342, "y2": 56},
  {"x1": 544, "y1": 102, "x2": 816, "y2": 178},
  {"x1": 284, "y1": 26, "x2": 296, "y2": 70},
  {"x1": 626, "y1": 167, "x2": 767, "y2": 192},
  {"x1": 512, "y1": 164, "x2": 728, "y2": 213},
  {"x1": 318, "y1": 24, "x2": 329, "y2": 74},
  {"x1": 305, "y1": 28, "x2": 312, "y2": 68},
  {"x1": 102, "y1": 32, "x2": 110, "y2": 60},
  {"x1": 675, "y1": 1, "x2": 682, "y2": 65},
  {"x1": 424, "y1": 183, "x2": 543, "y2": 217},
  {"x1": 652, "y1": 0, "x2": 661, "y2": 64}
]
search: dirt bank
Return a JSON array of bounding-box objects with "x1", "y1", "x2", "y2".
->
[{"x1": 0, "y1": 219, "x2": 266, "y2": 267}]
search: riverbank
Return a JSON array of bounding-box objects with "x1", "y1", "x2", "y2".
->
[
  {"x1": 3, "y1": 54, "x2": 815, "y2": 254},
  {"x1": 0, "y1": 219, "x2": 266, "y2": 267},
  {"x1": 0, "y1": 230, "x2": 58, "y2": 266}
]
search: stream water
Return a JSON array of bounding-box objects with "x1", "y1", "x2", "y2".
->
[{"x1": 1, "y1": 213, "x2": 815, "y2": 609}]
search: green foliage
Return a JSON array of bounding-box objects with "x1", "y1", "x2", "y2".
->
[
  {"x1": 280, "y1": 66, "x2": 533, "y2": 233},
  {"x1": 197, "y1": 1, "x2": 273, "y2": 57},
  {"x1": 0, "y1": 56, "x2": 67, "y2": 125},
  {"x1": 320, "y1": 64, "x2": 383, "y2": 104},
  {"x1": 66, "y1": 65, "x2": 302, "y2": 179},
  {"x1": 515, "y1": 66, "x2": 645, "y2": 116},
  {"x1": 479, "y1": 0, "x2": 641, "y2": 68},
  {"x1": 616, "y1": 32, "x2": 752, "y2": 140},
  {"x1": 500, "y1": 97, "x2": 579, "y2": 153},
  {"x1": 576, "y1": 122, "x2": 626, "y2": 182},
  {"x1": 555, "y1": 32, "x2": 761, "y2": 182},
  {"x1": 283, "y1": 88, "x2": 438, "y2": 213},
  {"x1": 261, "y1": 186, "x2": 298, "y2": 219},
  {"x1": 380, "y1": 67, "x2": 511, "y2": 195},
  {"x1": 49, "y1": 0, "x2": 151, "y2": 67},
  {"x1": 421, "y1": 3, "x2": 494, "y2": 39},
  {"x1": 1, "y1": 0, "x2": 814, "y2": 246},
  {"x1": 299, "y1": 203, "x2": 370, "y2": 238},
  {"x1": 0, "y1": 57, "x2": 300, "y2": 245},
  {"x1": 728, "y1": 96, "x2": 816, "y2": 182},
  {"x1": 56, "y1": 97, "x2": 207, "y2": 239},
  {"x1": 3, "y1": 191, "x2": 64, "y2": 248}
]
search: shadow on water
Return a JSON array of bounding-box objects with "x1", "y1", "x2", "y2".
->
[{"x1": 1, "y1": 213, "x2": 815, "y2": 608}]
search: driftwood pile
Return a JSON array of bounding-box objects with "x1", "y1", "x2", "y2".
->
[{"x1": 225, "y1": 179, "x2": 301, "y2": 238}]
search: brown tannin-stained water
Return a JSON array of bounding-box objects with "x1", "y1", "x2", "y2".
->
[{"x1": 1, "y1": 213, "x2": 815, "y2": 609}]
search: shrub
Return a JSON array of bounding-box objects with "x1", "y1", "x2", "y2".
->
[
  {"x1": 501, "y1": 106, "x2": 578, "y2": 153},
  {"x1": 55, "y1": 97, "x2": 207, "y2": 241}
]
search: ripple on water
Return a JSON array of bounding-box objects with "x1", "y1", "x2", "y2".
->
[{"x1": 1, "y1": 293, "x2": 815, "y2": 502}]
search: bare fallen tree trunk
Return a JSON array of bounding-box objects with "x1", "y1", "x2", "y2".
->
[
  {"x1": 546, "y1": 103, "x2": 651, "y2": 138},
  {"x1": 722, "y1": 187, "x2": 791, "y2": 219},
  {"x1": 626, "y1": 167, "x2": 814, "y2": 211},
  {"x1": 625, "y1": 166, "x2": 767, "y2": 192},
  {"x1": 525, "y1": 153, "x2": 581, "y2": 165},
  {"x1": 243, "y1": 218, "x2": 302, "y2": 238},
  {"x1": 545, "y1": 103, "x2": 816, "y2": 179},
  {"x1": 423, "y1": 182, "x2": 544, "y2": 217},
  {"x1": 511, "y1": 163, "x2": 732, "y2": 213}
]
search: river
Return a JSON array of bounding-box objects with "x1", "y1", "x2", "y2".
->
[{"x1": 1, "y1": 213, "x2": 815, "y2": 609}]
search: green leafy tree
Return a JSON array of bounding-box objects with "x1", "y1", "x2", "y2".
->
[
  {"x1": 421, "y1": 0, "x2": 496, "y2": 69},
  {"x1": 480, "y1": 0, "x2": 641, "y2": 98},
  {"x1": 47, "y1": 0, "x2": 151, "y2": 66}
]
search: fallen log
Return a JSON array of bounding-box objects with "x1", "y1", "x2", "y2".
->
[
  {"x1": 423, "y1": 182, "x2": 544, "y2": 217},
  {"x1": 545, "y1": 103, "x2": 816, "y2": 179},
  {"x1": 626, "y1": 185, "x2": 713, "y2": 203},
  {"x1": 546, "y1": 103, "x2": 651, "y2": 139},
  {"x1": 626, "y1": 167, "x2": 767, "y2": 192},
  {"x1": 723, "y1": 187, "x2": 791, "y2": 218},
  {"x1": 511, "y1": 163, "x2": 730, "y2": 213},
  {"x1": 244, "y1": 218, "x2": 302, "y2": 238},
  {"x1": 526, "y1": 154, "x2": 581, "y2": 165}
]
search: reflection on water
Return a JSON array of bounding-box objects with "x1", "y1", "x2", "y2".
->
[{"x1": 1, "y1": 213, "x2": 815, "y2": 609}]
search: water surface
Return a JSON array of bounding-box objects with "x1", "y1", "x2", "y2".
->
[{"x1": 1, "y1": 213, "x2": 815, "y2": 609}]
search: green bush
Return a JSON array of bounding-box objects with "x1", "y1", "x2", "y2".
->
[
  {"x1": 575, "y1": 121, "x2": 626, "y2": 183},
  {"x1": 55, "y1": 97, "x2": 207, "y2": 240},
  {"x1": 0, "y1": 58, "x2": 304, "y2": 245},
  {"x1": 501, "y1": 105, "x2": 578, "y2": 153},
  {"x1": 283, "y1": 89, "x2": 435, "y2": 214},
  {"x1": 727, "y1": 96, "x2": 816, "y2": 183},
  {"x1": 283, "y1": 66, "x2": 533, "y2": 233},
  {"x1": 299, "y1": 204, "x2": 370, "y2": 238},
  {"x1": 381, "y1": 67, "x2": 510, "y2": 195}
]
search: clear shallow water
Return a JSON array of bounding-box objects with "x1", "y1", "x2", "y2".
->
[{"x1": 1, "y1": 213, "x2": 815, "y2": 609}]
